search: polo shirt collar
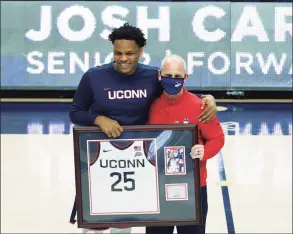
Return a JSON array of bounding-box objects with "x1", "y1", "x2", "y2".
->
[{"x1": 161, "y1": 87, "x2": 188, "y2": 106}]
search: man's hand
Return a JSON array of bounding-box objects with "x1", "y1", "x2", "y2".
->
[
  {"x1": 198, "y1": 94, "x2": 217, "y2": 123},
  {"x1": 190, "y1": 144, "x2": 204, "y2": 160},
  {"x1": 94, "y1": 116, "x2": 123, "y2": 138}
]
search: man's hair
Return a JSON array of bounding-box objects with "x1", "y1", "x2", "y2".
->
[
  {"x1": 108, "y1": 23, "x2": 147, "y2": 48},
  {"x1": 161, "y1": 54, "x2": 187, "y2": 71}
]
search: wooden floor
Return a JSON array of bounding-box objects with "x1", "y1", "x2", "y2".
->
[{"x1": 1, "y1": 101, "x2": 292, "y2": 233}]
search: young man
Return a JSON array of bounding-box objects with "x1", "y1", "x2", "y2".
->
[
  {"x1": 69, "y1": 23, "x2": 217, "y2": 137},
  {"x1": 69, "y1": 23, "x2": 218, "y2": 233},
  {"x1": 146, "y1": 54, "x2": 225, "y2": 234}
]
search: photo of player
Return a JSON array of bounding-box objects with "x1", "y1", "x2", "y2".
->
[{"x1": 164, "y1": 146, "x2": 186, "y2": 175}]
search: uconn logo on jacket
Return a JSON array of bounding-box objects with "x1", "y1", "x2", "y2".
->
[{"x1": 107, "y1": 89, "x2": 147, "y2": 100}]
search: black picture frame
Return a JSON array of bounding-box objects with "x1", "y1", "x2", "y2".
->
[{"x1": 73, "y1": 124, "x2": 202, "y2": 229}]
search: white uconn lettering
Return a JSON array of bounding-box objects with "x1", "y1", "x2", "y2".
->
[{"x1": 108, "y1": 89, "x2": 147, "y2": 100}]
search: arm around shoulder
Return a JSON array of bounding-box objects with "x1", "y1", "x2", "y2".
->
[{"x1": 198, "y1": 94, "x2": 217, "y2": 123}]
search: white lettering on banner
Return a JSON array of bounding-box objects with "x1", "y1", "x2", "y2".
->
[
  {"x1": 208, "y1": 52, "x2": 230, "y2": 75},
  {"x1": 48, "y1": 52, "x2": 65, "y2": 74},
  {"x1": 275, "y1": 7, "x2": 292, "y2": 42},
  {"x1": 108, "y1": 90, "x2": 147, "y2": 100},
  {"x1": 187, "y1": 53, "x2": 204, "y2": 74},
  {"x1": 186, "y1": 51, "x2": 291, "y2": 75},
  {"x1": 165, "y1": 50, "x2": 172, "y2": 57},
  {"x1": 24, "y1": 5, "x2": 292, "y2": 42},
  {"x1": 70, "y1": 52, "x2": 89, "y2": 73},
  {"x1": 192, "y1": 5, "x2": 226, "y2": 42},
  {"x1": 256, "y1": 53, "x2": 287, "y2": 75},
  {"x1": 25, "y1": 6, "x2": 52, "y2": 41},
  {"x1": 100, "y1": 6, "x2": 170, "y2": 41},
  {"x1": 26, "y1": 51, "x2": 152, "y2": 74},
  {"x1": 27, "y1": 51, "x2": 44, "y2": 74},
  {"x1": 25, "y1": 5, "x2": 96, "y2": 41},
  {"x1": 136, "y1": 6, "x2": 170, "y2": 42},
  {"x1": 22, "y1": 4, "x2": 292, "y2": 77},
  {"x1": 236, "y1": 53, "x2": 254, "y2": 75},
  {"x1": 26, "y1": 5, "x2": 170, "y2": 42},
  {"x1": 100, "y1": 6, "x2": 129, "y2": 40},
  {"x1": 232, "y1": 6, "x2": 269, "y2": 42},
  {"x1": 57, "y1": 5, "x2": 96, "y2": 41},
  {"x1": 236, "y1": 53, "x2": 292, "y2": 75},
  {"x1": 26, "y1": 50, "x2": 292, "y2": 75}
]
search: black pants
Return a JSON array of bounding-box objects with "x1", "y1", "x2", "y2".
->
[{"x1": 146, "y1": 186, "x2": 208, "y2": 234}]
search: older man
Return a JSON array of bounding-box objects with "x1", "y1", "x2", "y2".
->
[{"x1": 147, "y1": 54, "x2": 225, "y2": 234}]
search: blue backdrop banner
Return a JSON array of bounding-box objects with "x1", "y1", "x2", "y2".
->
[{"x1": 1, "y1": 1, "x2": 292, "y2": 90}]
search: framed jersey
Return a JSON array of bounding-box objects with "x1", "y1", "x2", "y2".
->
[{"x1": 72, "y1": 124, "x2": 202, "y2": 229}]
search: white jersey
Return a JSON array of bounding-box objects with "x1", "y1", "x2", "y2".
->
[{"x1": 88, "y1": 139, "x2": 160, "y2": 215}]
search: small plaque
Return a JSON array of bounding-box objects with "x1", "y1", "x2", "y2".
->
[{"x1": 165, "y1": 183, "x2": 188, "y2": 201}]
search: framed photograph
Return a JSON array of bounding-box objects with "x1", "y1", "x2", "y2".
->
[
  {"x1": 73, "y1": 124, "x2": 202, "y2": 229},
  {"x1": 164, "y1": 146, "x2": 186, "y2": 175}
]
